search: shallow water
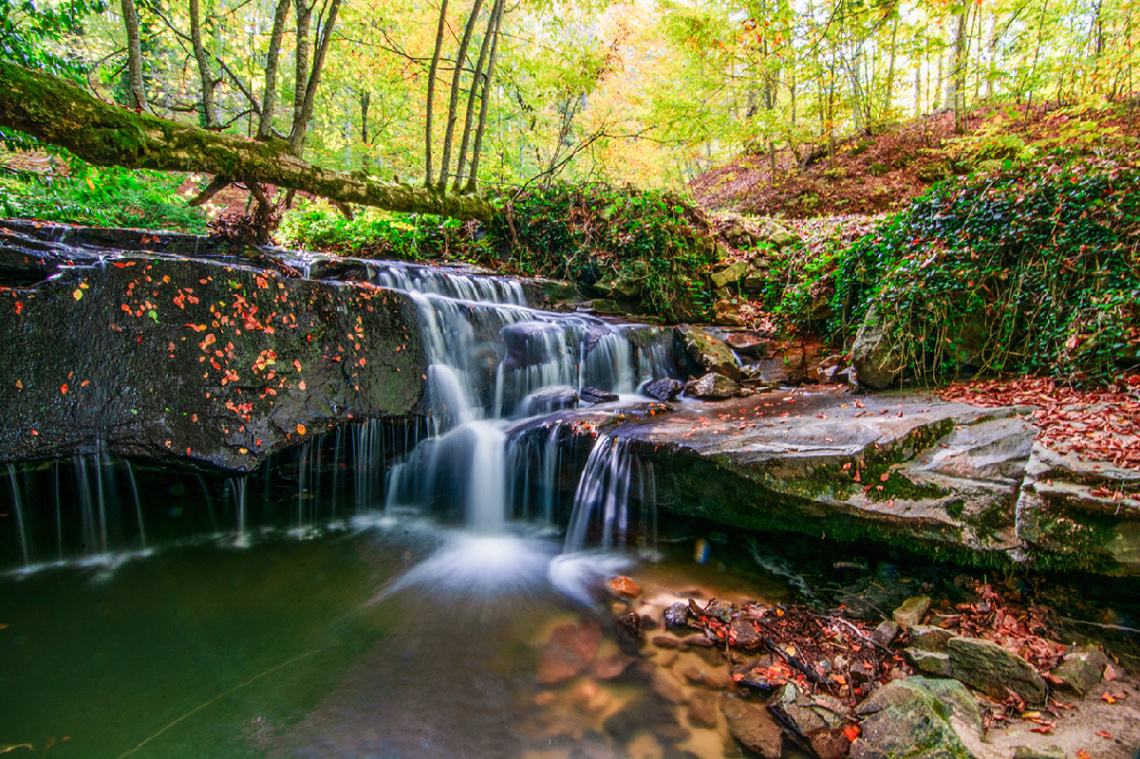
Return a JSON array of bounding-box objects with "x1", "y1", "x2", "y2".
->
[{"x1": 0, "y1": 518, "x2": 792, "y2": 759}]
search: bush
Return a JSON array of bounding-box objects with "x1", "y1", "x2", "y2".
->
[
  {"x1": 0, "y1": 162, "x2": 208, "y2": 233},
  {"x1": 829, "y1": 153, "x2": 1140, "y2": 382}
]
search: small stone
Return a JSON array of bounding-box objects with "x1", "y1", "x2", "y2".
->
[
  {"x1": 729, "y1": 618, "x2": 763, "y2": 651},
  {"x1": 871, "y1": 619, "x2": 900, "y2": 647},
  {"x1": 663, "y1": 602, "x2": 691, "y2": 630},
  {"x1": 652, "y1": 635, "x2": 680, "y2": 649},
  {"x1": 594, "y1": 652, "x2": 635, "y2": 680},
  {"x1": 723, "y1": 697, "x2": 783, "y2": 759},
  {"x1": 609, "y1": 575, "x2": 642, "y2": 599},
  {"x1": 680, "y1": 633, "x2": 715, "y2": 648},
  {"x1": 687, "y1": 691, "x2": 719, "y2": 728},
  {"x1": 892, "y1": 596, "x2": 931, "y2": 630}
]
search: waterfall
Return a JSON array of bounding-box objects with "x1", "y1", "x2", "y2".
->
[
  {"x1": 563, "y1": 435, "x2": 656, "y2": 554},
  {"x1": 371, "y1": 260, "x2": 676, "y2": 541},
  {"x1": 6, "y1": 464, "x2": 30, "y2": 566},
  {"x1": 226, "y1": 476, "x2": 249, "y2": 547}
]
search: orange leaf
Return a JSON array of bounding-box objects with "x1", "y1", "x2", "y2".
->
[
  {"x1": 1101, "y1": 693, "x2": 1116, "y2": 704},
  {"x1": 1078, "y1": 751, "x2": 1091, "y2": 759},
  {"x1": 296, "y1": 423, "x2": 307, "y2": 436},
  {"x1": 843, "y1": 724, "x2": 860, "y2": 742},
  {"x1": 60, "y1": 384, "x2": 68, "y2": 395}
]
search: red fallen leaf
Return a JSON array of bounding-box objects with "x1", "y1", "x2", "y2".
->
[
  {"x1": 296, "y1": 423, "x2": 307, "y2": 435},
  {"x1": 1104, "y1": 663, "x2": 1118, "y2": 681},
  {"x1": 60, "y1": 384, "x2": 68, "y2": 395},
  {"x1": 1096, "y1": 731, "x2": 1113, "y2": 739},
  {"x1": 842, "y1": 724, "x2": 860, "y2": 741},
  {"x1": 1029, "y1": 725, "x2": 1054, "y2": 734},
  {"x1": 880, "y1": 472, "x2": 890, "y2": 482}
]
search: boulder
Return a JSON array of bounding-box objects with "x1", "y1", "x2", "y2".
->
[
  {"x1": 710, "y1": 260, "x2": 750, "y2": 289},
  {"x1": 947, "y1": 635, "x2": 1047, "y2": 704},
  {"x1": 772, "y1": 683, "x2": 850, "y2": 734},
  {"x1": 684, "y1": 372, "x2": 741, "y2": 400},
  {"x1": 687, "y1": 691, "x2": 719, "y2": 728},
  {"x1": 642, "y1": 377, "x2": 684, "y2": 402},
  {"x1": 1050, "y1": 644, "x2": 1110, "y2": 695},
  {"x1": 871, "y1": 619, "x2": 900, "y2": 647},
  {"x1": 723, "y1": 697, "x2": 783, "y2": 759},
  {"x1": 0, "y1": 224, "x2": 425, "y2": 472},
  {"x1": 676, "y1": 325, "x2": 741, "y2": 381},
  {"x1": 580, "y1": 386, "x2": 619, "y2": 404},
  {"x1": 851, "y1": 304, "x2": 903, "y2": 390},
  {"x1": 909, "y1": 625, "x2": 954, "y2": 653},
  {"x1": 906, "y1": 649, "x2": 952, "y2": 677},
  {"x1": 853, "y1": 677, "x2": 982, "y2": 759}
]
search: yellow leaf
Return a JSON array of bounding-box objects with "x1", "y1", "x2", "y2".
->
[{"x1": 73, "y1": 288, "x2": 83, "y2": 301}]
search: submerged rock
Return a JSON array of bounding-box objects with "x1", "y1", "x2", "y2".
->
[
  {"x1": 723, "y1": 696, "x2": 783, "y2": 759},
  {"x1": 536, "y1": 620, "x2": 603, "y2": 684}
]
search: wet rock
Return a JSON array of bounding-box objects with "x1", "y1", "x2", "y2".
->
[
  {"x1": 852, "y1": 677, "x2": 982, "y2": 759},
  {"x1": 772, "y1": 683, "x2": 850, "y2": 734},
  {"x1": 679, "y1": 663, "x2": 731, "y2": 690},
  {"x1": 605, "y1": 695, "x2": 690, "y2": 743},
  {"x1": 723, "y1": 697, "x2": 783, "y2": 759},
  {"x1": 652, "y1": 635, "x2": 681, "y2": 649},
  {"x1": 687, "y1": 691, "x2": 719, "y2": 728},
  {"x1": 909, "y1": 625, "x2": 953, "y2": 653},
  {"x1": 642, "y1": 377, "x2": 684, "y2": 402},
  {"x1": 851, "y1": 304, "x2": 902, "y2": 390},
  {"x1": 892, "y1": 596, "x2": 931, "y2": 630},
  {"x1": 502, "y1": 321, "x2": 567, "y2": 370},
  {"x1": 537, "y1": 620, "x2": 603, "y2": 684},
  {"x1": 815, "y1": 354, "x2": 847, "y2": 384},
  {"x1": 609, "y1": 576, "x2": 643, "y2": 599},
  {"x1": 0, "y1": 226, "x2": 425, "y2": 472},
  {"x1": 664, "y1": 602, "x2": 692, "y2": 630},
  {"x1": 947, "y1": 635, "x2": 1046, "y2": 705},
  {"x1": 676, "y1": 325, "x2": 741, "y2": 381},
  {"x1": 1050, "y1": 644, "x2": 1110, "y2": 695},
  {"x1": 871, "y1": 619, "x2": 900, "y2": 647},
  {"x1": 1013, "y1": 746, "x2": 1065, "y2": 759},
  {"x1": 522, "y1": 386, "x2": 579, "y2": 415},
  {"x1": 680, "y1": 633, "x2": 715, "y2": 648},
  {"x1": 580, "y1": 386, "x2": 619, "y2": 404},
  {"x1": 725, "y1": 331, "x2": 769, "y2": 358},
  {"x1": 617, "y1": 612, "x2": 642, "y2": 646},
  {"x1": 684, "y1": 372, "x2": 741, "y2": 400},
  {"x1": 713, "y1": 298, "x2": 747, "y2": 327}
]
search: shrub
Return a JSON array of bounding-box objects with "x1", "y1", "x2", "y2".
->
[{"x1": 830, "y1": 153, "x2": 1140, "y2": 382}]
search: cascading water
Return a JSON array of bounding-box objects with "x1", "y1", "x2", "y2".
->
[{"x1": 370, "y1": 260, "x2": 674, "y2": 546}]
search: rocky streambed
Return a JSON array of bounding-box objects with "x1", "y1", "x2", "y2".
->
[{"x1": 524, "y1": 567, "x2": 1140, "y2": 759}]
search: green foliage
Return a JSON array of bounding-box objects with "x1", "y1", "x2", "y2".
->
[
  {"x1": 830, "y1": 154, "x2": 1140, "y2": 382},
  {"x1": 277, "y1": 202, "x2": 487, "y2": 262},
  {"x1": 0, "y1": 164, "x2": 209, "y2": 233},
  {"x1": 0, "y1": 0, "x2": 103, "y2": 79},
  {"x1": 497, "y1": 183, "x2": 716, "y2": 319}
]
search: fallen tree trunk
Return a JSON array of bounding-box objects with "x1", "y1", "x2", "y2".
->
[{"x1": 0, "y1": 61, "x2": 495, "y2": 221}]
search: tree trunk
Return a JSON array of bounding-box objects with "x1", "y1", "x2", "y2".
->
[
  {"x1": 464, "y1": 0, "x2": 504, "y2": 193},
  {"x1": 438, "y1": 0, "x2": 486, "y2": 191},
  {"x1": 453, "y1": 0, "x2": 499, "y2": 191},
  {"x1": 120, "y1": 0, "x2": 147, "y2": 111},
  {"x1": 290, "y1": 0, "x2": 341, "y2": 154},
  {"x1": 424, "y1": 0, "x2": 450, "y2": 186},
  {"x1": 0, "y1": 61, "x2": 495, "y2": 221},
  {"x1": 257, "y1": 0, "x2": 292, "y2": 140},
  {"x1": 189, "y1": 0, "x2": 220, "y2": 130}
]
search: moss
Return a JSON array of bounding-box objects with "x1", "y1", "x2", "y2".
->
[
  {"x1": 945, "y1": 501, "x2": 965, "y2": 520},
  {"x1": 963, "y1": 500, "x2": 1014, "y2": 541}
]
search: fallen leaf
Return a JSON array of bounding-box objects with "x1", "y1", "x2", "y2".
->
[{"x1": 296, "y1": 423, "x2": 307, "y2": 435}]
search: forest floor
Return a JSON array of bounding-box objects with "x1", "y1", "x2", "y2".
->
[{"x1": 690, "y1": 101, "x2": 1140, "y2": 217}]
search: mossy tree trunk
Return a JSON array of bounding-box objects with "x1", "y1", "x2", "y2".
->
[{"x1": 0, "y1": 62, "x2": 495, "y2": 221}]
